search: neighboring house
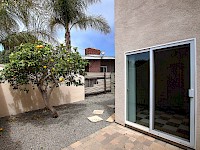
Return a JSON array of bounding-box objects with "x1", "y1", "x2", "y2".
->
[
  {"x1": 115, "y1": 0, "x2": 200, "y2": 149},
  {"x1": 82, "y1": 48, "x2": 115, "y2": 95},
  {"x1": 82, "y1": 48, "x2": 115, "y2": 72}
]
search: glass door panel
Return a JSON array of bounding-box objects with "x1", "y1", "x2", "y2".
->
[
  {"x1": 127, "y1": 52, "x2": 150, "y2": 127},
  {"x1": 154, "y1": 44, "x2": 190, "y2": 140}
]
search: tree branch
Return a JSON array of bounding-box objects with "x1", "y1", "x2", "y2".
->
[
  {"x1": 39, "y1": 72, "x2": 51, "y2": 85},
  {"x1": 47, "y1": 74, "x2": 59, "y2": 100}
]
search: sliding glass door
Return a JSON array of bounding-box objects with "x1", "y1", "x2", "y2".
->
[
  {"x1": 127, "y1": 52, "x2": 150, "y2": 127},
  {"x1": 126, "y1": 39, "x2": 195, "y2": 148},
  {"x1": 154, "y1": 44, "x2": 190, "y2": 140}
]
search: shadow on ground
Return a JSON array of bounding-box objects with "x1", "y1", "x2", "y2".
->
[
  {"x1": 0, "y1": 86, "x2": 22, "y2": 150},
  {"x1": 0, "y1": 93, "x2": 115, "y2": 150}
]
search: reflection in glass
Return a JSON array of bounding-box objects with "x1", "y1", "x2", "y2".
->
[
  {"x1": 154, "y1": 44, "x2": 190, "y2": 140},
  {"x1": 127, "y1": 52, "x2": 150, "y2": 127}
]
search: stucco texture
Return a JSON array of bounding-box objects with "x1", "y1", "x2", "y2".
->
[
  {"x1": 115, "y1": 0, "x2": 200, "y2": 149},
  {"x1": 0, "y1": 66, "x2": 85, "y2": 117}
]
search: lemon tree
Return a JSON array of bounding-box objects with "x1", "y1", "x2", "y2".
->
[{"x1": 0, "y1": 42, "x2": 88, "y2": 118}]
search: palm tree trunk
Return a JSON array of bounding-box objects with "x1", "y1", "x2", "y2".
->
[{"x1": 65, "y1": 25, "x2": 71, "y2": 51}]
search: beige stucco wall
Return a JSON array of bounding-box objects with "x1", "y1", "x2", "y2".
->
[
  {"x1": 115, "y1": 0, "x2": 200, "y2": 149},
  {"x1": 0, "y1": 66, "x2": 85, "y2": 117}
]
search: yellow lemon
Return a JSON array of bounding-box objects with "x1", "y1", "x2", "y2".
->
[
  {"x1": 36, "y1": 45, "x2": 44, "y2": 49},
  {"x1": 43, "y1": 66, "x2": 47, "y2": 69},
  {"x1": 59, "y1": 77, "x2": 64, "y2": 82}
]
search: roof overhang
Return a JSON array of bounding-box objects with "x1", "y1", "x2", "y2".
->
[{"x1": 82, "y1": 56, "x2": 115, "y2": 60}]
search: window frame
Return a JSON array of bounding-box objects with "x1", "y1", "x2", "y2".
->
[{"x1": 100, "y1": 66, "x2": 107, "y2": 72}]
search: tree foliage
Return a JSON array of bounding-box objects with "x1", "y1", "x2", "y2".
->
[{"x1": 0, "y1": 42, "x2": 88, "y2": 117}]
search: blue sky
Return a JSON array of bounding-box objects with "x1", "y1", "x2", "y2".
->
[
  {"x1": 0, "y1": 0, "x2": 115, "y2": 56},
  {"x1": 0, "y1": 44, "x2": 3, "y2": 51},
  {"x1": 56, "y1": 0, "x2": 115, "y2": 56}
]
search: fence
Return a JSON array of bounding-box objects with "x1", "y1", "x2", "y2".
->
[
  {"x1": 85, "y1": 72, "x2": 115, "y2": 96},
  {"x1": 0, "y1": 64, "x2": 85, "y2": 117}
]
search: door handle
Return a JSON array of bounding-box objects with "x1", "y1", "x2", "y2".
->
[{"x1": 188, "y1": 89, "x2": 194, "y2": 98}]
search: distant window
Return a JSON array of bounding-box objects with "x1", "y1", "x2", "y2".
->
[
  {"x1": 85, "y1": 65, "x2": 89, "y2": 72},
  {"x1": 85, "y1": 78, "x2": 98, "y2": 87},
  {"x1": 100, "y1": 66, "x2": 107, "y2": 72}
]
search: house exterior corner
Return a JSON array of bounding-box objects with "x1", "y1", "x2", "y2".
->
[{"x1": 115, "y1": 0, "x2": 200, "y2": 149}]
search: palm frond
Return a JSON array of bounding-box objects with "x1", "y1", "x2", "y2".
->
[
  {"x1": 0, "y1": 0, "x2": 37, "y2": 41},
  {"x1": 21, "y1": 14, "x2": 59, "y2": 45},
  {"x1": 5, "y1": 0, "x2": 37, "y2": 28},
  {"x1": 1, "y1": 32, "x2": 38, "y2": 50},
  {"x1": 0, "y1": 8, "x2": 19, "y2": 40},
  {"x1": 83, "y1": 0, "x2": 101, "y2": 6},
  {"x1": 70, "y1": 15, "x2": 111, "y2": 34},
  {"x1": 49, "y1": 17, "x2": 65, "y2": 33}
]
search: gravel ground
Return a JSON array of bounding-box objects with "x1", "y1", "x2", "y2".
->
[{"x1": 0, "y1": 93, "x2": 114, "y2": 150}]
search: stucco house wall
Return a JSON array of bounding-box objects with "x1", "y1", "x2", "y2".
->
[{"x1": 115, "y1": 0, "x2": 200, "y2": 149}]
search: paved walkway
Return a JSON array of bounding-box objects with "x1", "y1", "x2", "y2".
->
[{"x1": 62, "y1": 123, "x2": 183, "y2": 150}]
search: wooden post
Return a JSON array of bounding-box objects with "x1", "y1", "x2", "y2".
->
[
  {"x1": 104, "y1": 72, "x2": 106, "y2": 93},
  {"x1": 111, "y1": 72, "x2": 115, "y2": 94}
]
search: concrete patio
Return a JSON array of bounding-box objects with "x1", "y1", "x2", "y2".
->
[{"x1": 63, "y1": 123, "x2": 184, "y2": 150}]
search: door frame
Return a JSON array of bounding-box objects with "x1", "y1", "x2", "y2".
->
[{"x1": 124, "y1": 38, "x2": 196, "y2": 148}]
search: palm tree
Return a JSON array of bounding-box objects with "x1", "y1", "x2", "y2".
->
[
  {"x1": 0, "y1": 0, "x2": 35, "y2": 41},
  {"x1": 0, "y1": 1, "x2": 58, "y2": 51},
  {"x1": 47, "y1": 0, "x2": 111, "y2": 50}
]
